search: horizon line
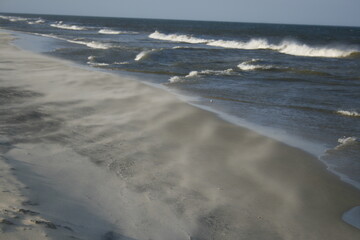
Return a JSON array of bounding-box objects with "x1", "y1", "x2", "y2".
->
[{"x1": 1, "y1": 11, "x2": 360, "y2": 28}]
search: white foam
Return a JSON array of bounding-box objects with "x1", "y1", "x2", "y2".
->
[
  {"x1": 149, "y1": 31, "x2": 208, "y2": 44},
  {"x1": 337, "y1": 136, "x2": 359, "y2": 146},
  {"x1": 135, "y1": 49, "x2": 157, "y2": 61},
  {"x1": 337, "y1": 110, "x2": 360, "y2": 117},
  {"x1": 87, "y1": 62, "x2": 109, "y2": 67},
  {"x1": 238, "y1": 59, "x2": 273, "y2": 71},
  {"x1": 149, "y1": 31, "x2": 359, "y2": 58},
  {"x1": 114, "y1": 61, "x2": 130, "y2": 65},
  {"x1": 99, "y1": 29, "x2": 122, "y2": 35},
  {"x1": 50, "y1": 21, "x2": 87, "y2": 31}
]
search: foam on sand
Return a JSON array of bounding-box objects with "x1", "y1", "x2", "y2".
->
[{"x1": 150, "y1": 31, "x2": 359, "y2": 58}]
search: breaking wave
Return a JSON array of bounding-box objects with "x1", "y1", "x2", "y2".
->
[
  {"x1": 50, "y1": 21, "x2": 87, "y2": 31},
  {"x1": 336, "y1": 110, "x2": 360, "y2": 117},
  {"x1": 149, "y1": 31, "x2": 359, "y2": 58},
  {"x1": 169, "y1": 69, "x2": 233, "y2": 83},
  {"x1": 149, "y1": 31, "x2": 208, "y2": 44}
]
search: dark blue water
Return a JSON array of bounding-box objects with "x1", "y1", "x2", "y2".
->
[{"x1": 1, "y1": 13, "x2": 360, "y2": 188}]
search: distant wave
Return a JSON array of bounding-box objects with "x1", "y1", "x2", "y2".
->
[
  {"x1": 135, "y1": 49, "x2": 158, "y2": 61},
  {"x1": 0, "y1": 15, "x2": 28, "y2": 22},
  {"x1": 169, "y1": 69, "x2": 233, "y2": 83},
  {"x1": 50, "y1": 21, "x2": 87, "y2": 31},
  {"x1": 149, "y1": 31, "x2": 359, "y2": 58},
  {"x1": 336, "y1": 110, "x2": 360, "y2": 117}
]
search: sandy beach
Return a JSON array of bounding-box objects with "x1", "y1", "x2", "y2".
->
[{"x1": 0, "y1": 30, "x2": 359, "y2": 239}]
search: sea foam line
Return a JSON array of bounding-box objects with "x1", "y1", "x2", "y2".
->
[
  {"x1": 33, "y1": 33, "x2": 111, "y2": 49},
  {"x1": 149, "y1": 31, "x2": 359, "y2": 58}
]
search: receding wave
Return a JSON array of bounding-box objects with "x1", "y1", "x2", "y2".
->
[
  {"x1": 135, "y1": 49, "x2": 158, "y2": 61},
  {"x1": 50, "y1": 21, "x2": 87, "y2": 31},
  {"x1": 34, "y1": 33, "x2": 111, "y2": 49},
  {"x1": 336, "y1": 110, "x2": 360, "y2": 117},
  {"x1": 149, "y1": 31, "x2": 359, "y2": 58},
  {"x1": 169, "y1": 69, "x2": 233, "y2": 83}
]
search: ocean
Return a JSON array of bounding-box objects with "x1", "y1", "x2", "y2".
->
[{"x1": 1, "y1": 13, "x2": 359, "y2": 189}]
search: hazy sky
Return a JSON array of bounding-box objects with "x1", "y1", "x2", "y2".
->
[{"x1": 1, "y1": 0, "x2": 359, "y2": 26}]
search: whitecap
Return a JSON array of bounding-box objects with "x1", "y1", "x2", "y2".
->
[{"x1": 336, "y1": 110, "x2": 360, "y2": 117}]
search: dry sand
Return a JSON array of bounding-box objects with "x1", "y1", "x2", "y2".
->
[{"x1": 0, "y1": 30, "x2": 359, "y2": 239}]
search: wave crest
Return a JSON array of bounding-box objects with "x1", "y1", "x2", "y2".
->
[
  {"x1": 149, "y1": 31, "x2": 359, "y2": 58},
  {"x1": 149, "y1": 31, "x2": 208, "y2": 44},
  {"x1": 135, "y1": 49, "x2": 157, "y2": 61}
]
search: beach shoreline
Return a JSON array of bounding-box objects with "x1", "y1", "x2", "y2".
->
[{"x1": 1, "y1": 30, "x2": 359, "y2": 239}]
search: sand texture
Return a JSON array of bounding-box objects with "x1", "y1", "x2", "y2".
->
[{"x1": 0, "y1": 31, "x2": 359, "y2": 240}]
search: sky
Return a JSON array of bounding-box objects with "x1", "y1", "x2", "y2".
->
[{"x1": 0, "y1": 0, "x2": 360, "y2": 27}]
